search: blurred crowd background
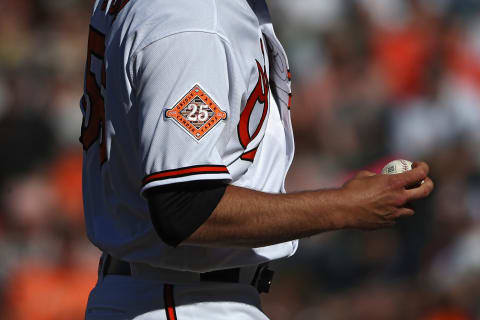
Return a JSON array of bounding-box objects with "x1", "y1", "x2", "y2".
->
[{"x1": 0, "y1": 0, "x2": 479, "y2": 319}]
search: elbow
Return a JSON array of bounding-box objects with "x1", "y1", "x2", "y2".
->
[
  {"x1": 151, "y1": 214, "x2": 188, "y2": 248},
  {"x1": 145, "y1": 181, "x2": 227, "y2": 248}
]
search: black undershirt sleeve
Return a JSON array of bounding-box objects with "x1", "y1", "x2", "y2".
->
[{"x1": 144, "y1": 180, "x2": 227, "y2": 247}]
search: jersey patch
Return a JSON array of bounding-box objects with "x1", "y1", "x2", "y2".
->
[{"x1": 165, "y1": 85, "x2": 227, "y2": 141}]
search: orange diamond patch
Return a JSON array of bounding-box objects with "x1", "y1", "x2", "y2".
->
[{"x1": 165, "y1": 85, "x2": 227, "y2": 141}]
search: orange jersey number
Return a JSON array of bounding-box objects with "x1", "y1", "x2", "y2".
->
[{"x1": 80, "y1": 26, "x2": 107, "y2": 164}]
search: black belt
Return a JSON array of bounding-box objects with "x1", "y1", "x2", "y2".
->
[{"x1": 101, "y1": 255, "x2": 274, "y2": 293}]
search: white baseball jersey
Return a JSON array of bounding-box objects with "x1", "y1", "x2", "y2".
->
[{"x1": 81, "y1": 0, "x2": 296, "y2": 272}]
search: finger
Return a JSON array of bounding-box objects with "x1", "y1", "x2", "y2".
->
[
  {"x1": 404, "y1": 177, "x2": 434, "y2": 201},
  {"x1": 412, "y1": 161, "x2": 430, "y2": 176},
  {"x1": 395, "y1": 162, "x2": 429, "y2": 188},
  {"x1": 396, "y1": 207, "x2": 415, "y2": 218},
  {"x1": 411, "y1": 161, "x2": 425, "y2": 169},
  {"x1": 356, "y1": 170, "x2": 376, "y2": 178}
]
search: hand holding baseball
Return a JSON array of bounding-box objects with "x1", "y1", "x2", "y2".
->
[
  {"x1": 339, "y1": 161, "x2": 434, "y2": 230},
  {"x1": 381, "y1": 159, "x2": 425, "y2": 188}
]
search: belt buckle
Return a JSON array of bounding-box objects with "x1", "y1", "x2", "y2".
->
[{"x1": 251, "y1": 263, "x2": 274, "y2": 294}]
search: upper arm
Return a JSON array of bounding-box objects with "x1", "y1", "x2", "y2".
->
[{"x1": 131, "y1": 31, "x2": 237, "y2": 195}]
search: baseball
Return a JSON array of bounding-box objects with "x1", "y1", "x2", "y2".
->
[
  {"x1": 381, "y1": 159, "x2": 413, "y2": 175},
  {"x1": 381, "y1": 159, "x2": 425, "y2": 187}
]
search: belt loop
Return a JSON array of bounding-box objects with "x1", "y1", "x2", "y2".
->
[
  {"x1": 251, "y1": 263, "x2": 274, "y2": 294},
  {"x1": 98, "y1": 253, "x2": 110, "y2": 281}
]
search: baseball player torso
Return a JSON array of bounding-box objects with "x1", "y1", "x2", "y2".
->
[{"x1": 81, "y1": 0, "x2": 296, "y2": 272}]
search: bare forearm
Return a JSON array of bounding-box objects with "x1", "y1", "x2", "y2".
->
[
  {"x1": 183, "y1": 185, "x2": 348, "y2": 247},
  {"x1": 184, "y1": 162, "x2": 434, "y2": 248}
]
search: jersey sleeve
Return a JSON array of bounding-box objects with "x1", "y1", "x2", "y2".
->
[{"x1": 131, "y1": 32, "x2": 236, "y2": 194}]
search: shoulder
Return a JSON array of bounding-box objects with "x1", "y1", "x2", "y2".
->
[
  {"x1": 129, "y1": 0, "x2": 217, "y2": 35},
  {"x1": 117, "y1": 0, "x2": 259, "y2": 54}
]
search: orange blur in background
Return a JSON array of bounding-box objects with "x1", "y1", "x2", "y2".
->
[{"x1": 1, "y1": 0, "x2": 480, "y2": 319}]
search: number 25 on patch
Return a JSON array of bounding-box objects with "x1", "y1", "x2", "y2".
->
[
  {"x1": 186, "y1": 103, "x2": 209, "y2": 122},
  {"x1": 165, "y1": 85, "x2": 227, "y2": 141}
]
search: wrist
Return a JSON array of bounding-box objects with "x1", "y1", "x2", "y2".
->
[
  {"x1": 308, "y1": 188, "x2": 354, "y2": 231},
  {"x1": 328, "y1": 187, "x2": 356, "y2": 230}
]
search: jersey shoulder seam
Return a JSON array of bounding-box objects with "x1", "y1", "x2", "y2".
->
[
  {"x1": 127, "y1": 29, "x2": 233, "y2": 87},
  {"x1": 134, "y1": 29, "x2": 231, "y2": 58},
  {"x1": 128, "y1": 0, "x2": 227, "y2": 60}
]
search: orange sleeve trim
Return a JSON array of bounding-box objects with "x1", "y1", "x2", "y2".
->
[
  {"x1": 164, "y1": 284, "x2": 177, "y2": 320},
  {"x1": 143, "y1": 165, "x2": 229, "y2": 185}
]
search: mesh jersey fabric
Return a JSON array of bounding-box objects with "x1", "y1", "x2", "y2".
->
[{"x1": 81, "y1": 0, "x2": 297, "y2": 272}]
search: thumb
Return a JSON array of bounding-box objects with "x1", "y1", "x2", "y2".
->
[{"x1": 356, "y1": 170, "x2": 376, "y2": 178}]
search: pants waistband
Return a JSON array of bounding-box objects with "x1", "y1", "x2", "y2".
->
[{"x1": 99, "y1": 254, "x2": 274, "y2": 293}]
